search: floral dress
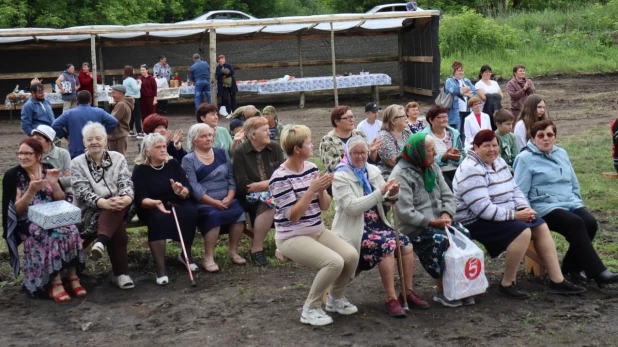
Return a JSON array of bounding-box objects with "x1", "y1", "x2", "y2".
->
[
  {"x1": 407, "y1": 119, "x2": 425, "y2": 134},
  {"x1": 16, "y1": 167, "x2": 85, "y2": 297},
  {"x1": 359, "y1": 202, "x2": 411, "y2": 271}
]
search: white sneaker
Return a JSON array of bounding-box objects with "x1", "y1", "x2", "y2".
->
[
  {"x1": 111, "y1": 274, "x2": 135, "y2": 289},
  {"x1": 325, "y1": 295, "x2": 358, "y2": 315},
  {"x1": 90, "y1": 242, "x2": 105, "y2": 261},
  {"x1": 300, "y1": 306, "x2": 333, "y2": 326}
]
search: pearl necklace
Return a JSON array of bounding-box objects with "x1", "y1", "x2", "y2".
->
[
  {"x1": 150, "y1": 162, "x2": 165, "y2": 170},
  {"x1": 195, "y1": 149, "x2": 214, "y2": 160}
]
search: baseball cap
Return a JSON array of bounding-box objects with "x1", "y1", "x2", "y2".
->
[
  {"x1": 365, "y1": 102, "x2": 380, "y2": 113},
  {"x1": 31, "y1": 125, "x2": 56, "y2": 142}
]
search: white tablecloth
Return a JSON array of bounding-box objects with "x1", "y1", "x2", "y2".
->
[{"x1": 4, "y1": 86, "x2": 111, "y2": 109}]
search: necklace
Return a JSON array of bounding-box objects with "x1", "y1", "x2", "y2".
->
[
  {"x1": 195, "y1": 149, "x2": 214, "y2": 160},
  {"x1": 150, "y1": 162, "x2": 165, "y2": 170}
]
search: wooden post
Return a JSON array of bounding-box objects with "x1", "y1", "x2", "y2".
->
[
  {"x1": 524, "y1": 241, "x2": 547, "y2": 277},
  {"x1": 209, "y1": 29, "x2": 217, "y2": 106},
  {"x1": 398, "y1": 31, "x2": 404, "y2": 97},
  {"x1": 298, "y1": 35, "x2": 305, "y2": 109},
  {"x1": 330, "y1": 22, "x2": 338, "y2": 106},
  {"x1": 90, "y1": 34, "x2": 98, "y2": 108},
  {"x1": 97, "y1": 41, "x2": 109, "y2": 110}
]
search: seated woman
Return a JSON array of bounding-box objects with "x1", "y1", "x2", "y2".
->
[
  {"x1": 233, "y1": 117, "x2": 285, "y2": 266},
  {"x1": 332, "y1": 135, "x2": 429, "y2": 317},
  {"x1": 319, "y1": 105, "x2": 380, "y2": 173},
  {"x1": 421, "y1": 105, "x2": 466, "y2": 189},
  {"x1": 514, "y1": 120, "x2": 618, "y2": 287},
  {"x1": 195, "y1": 103, "x2": 243, "y2": 154},
  {"x1": 463, "y1": 96, "x2": 491, "y2": 151},
  {"x1": 2, "y1": 138, "x2": 85, "y2": 302},
  {"x1": 71, "y1": 122, "x2": 135, "y2": 290},
  {"x1": 391, "y1": 132, "x2": 472, "y2": 308},
  {"x1": 376, "y1": 104, "x2": 411, "y2": 180},
  {"x1": 514, "y1": 94, "x2": 547, "y2": 151},
  {"x1": 270, "y1": 125, "x2": 359, "y2": 327},
  {"x1": 405, "y1": 101, "x2": 424, "y2": 134},
  {"x1": 182, "y1": 123, "x2": 247, "y2": 272},
  {"x1": 142, "y1": 113, "x2": 187, "y2": 162},
  {"x1": 453, "y1": 130, "x2": 586, "y2": 299},
  {"x1": 133, "y1": 133, "x2": 198, "y2": 285},
  {"x1": 30, "y1": 125, "x2": 74, "y2": 202}
]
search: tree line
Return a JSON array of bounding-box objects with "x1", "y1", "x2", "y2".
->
[{"x1": 0, "y1": 0, "x2": 606, "y2": 28}]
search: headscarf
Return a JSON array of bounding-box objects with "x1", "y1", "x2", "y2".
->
[
  {"x1": 334, "y1": 136, "x2": 372, "y2": 195},
  {"x1": 142, "y1": 113, "x2": 168, "y2": 134},
  {"x1": 399, "y1": 132, "x2": 436, "y2": 192}
]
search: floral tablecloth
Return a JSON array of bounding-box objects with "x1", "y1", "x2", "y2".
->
[
  {"x1": 178, "y1": 73, "x2": 392, "y2": 95},
  {"x1": 4, "y1": 86, "x2": 112, "y2": 110}
]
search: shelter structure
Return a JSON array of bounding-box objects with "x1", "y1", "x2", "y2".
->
[{"x1": 0, "y1": 11, "x2": 441, "y2": 110}]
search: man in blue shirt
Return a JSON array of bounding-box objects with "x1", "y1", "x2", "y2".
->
[
  {"x1": 406, "y1": 0, "x2": 418, "y2": 11},
  {"x1": 21, "y1": 83, "x2": 56, "y2": 136},
  {"x1": 52, "y1": 90, "x2": 119, "y2": 158},
  {"x1": 190, "y1": 53, "x2": 211, "y2": 112}
]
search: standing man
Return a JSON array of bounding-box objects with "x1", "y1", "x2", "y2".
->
[
  {"x1": 52, "y1": 90, "x2": 118, "y2": 158},
  {"x1": 108, "y1": 85, "x2": 133, "y2": 155},
  {"x1": 190, "y1": 53, "x2": 211, "y2": 112},
  {"x1": 21, "y1": 83, "x2": 56, "y2": 136}
]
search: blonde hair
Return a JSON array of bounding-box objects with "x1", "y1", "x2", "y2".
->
[
  {"x1": 381, "y1": 104, "x2": 405, "y2": 131},
  {"x1": 280, "y1": 124, "x2": 311, "y2": 156},
  {"x1": 468, "y1": 96, "x2": 482, "y2": 107}
]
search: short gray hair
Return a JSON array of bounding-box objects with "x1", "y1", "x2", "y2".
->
[
  {"x1": 347, "y1": 135, "x2": 368, "y2": 153},
  {"x1": 81, "y1": 122, "x2": 106, "y2": 139},
  {"x1": 186, "y1": 123, "x2": 214, "y2": 151},
  {"x1": 193, "y1": 53, "x2": 200, "y2": 60},
  {"x1": 135, "y1": 133, "x2": 168, "y2": 165}
]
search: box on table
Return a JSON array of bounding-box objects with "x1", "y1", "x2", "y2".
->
[{"x1": 28, "y1": 200, "x2": 81, "y2": 230}]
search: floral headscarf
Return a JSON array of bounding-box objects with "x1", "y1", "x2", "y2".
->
[
  {"x1": 335, "y1": 136, "x2": 372, "y2": 195},
  {"x1": 398, "y1": 132, "x2": 436, "y2": 192}
]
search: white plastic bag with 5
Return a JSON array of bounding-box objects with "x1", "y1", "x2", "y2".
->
[{"x1": 442, "y1": 225, "x2": 488, "y2": 301}]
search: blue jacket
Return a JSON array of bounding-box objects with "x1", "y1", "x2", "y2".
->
[
  {"x1": 190, "y1": 60, "x2": 210, "y2": 83},
  {"x1": 21, "y1": 97, "x2": 56, "y2": 135},
  {"x1": 52, "y1": 104, "x2": 118, "y2": 158},
  {"x1": 445, "y1": 77, "x2": 476, "y2": 130},
  {"x1": 421, "y1": 125, "x2": 466, "y2": 168},
  {"x1": 513, "y1": 140, "x2": 584, "y2": 217}
]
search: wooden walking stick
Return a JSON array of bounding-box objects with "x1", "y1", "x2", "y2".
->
[{"x1": 390, "y1": 203, "x2": 409, "y2": 311}]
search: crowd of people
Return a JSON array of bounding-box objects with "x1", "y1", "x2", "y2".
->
[{"x1": 7, "y1": 59, "x2": 618, "y2": 327}]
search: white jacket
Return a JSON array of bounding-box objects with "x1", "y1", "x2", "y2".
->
[
  {"x1": 332, "y1": 164, "x2": 398, "y2": 261},
  {"x1": 464, "y1": 112, "x2": 492, "y2": 151}
]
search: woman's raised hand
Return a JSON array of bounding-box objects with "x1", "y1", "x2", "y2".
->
[
  {"x1": 309, "y1": 172, "x2": 333, "y2": 193},
  {"x1": 170, "y1": 179, "x2": 184, "y2": 195},
  {"x1": 45, "y1": 169, "x2": 61, "y2": 186},
  {"x1": 173, "y1": 129, "x2": 184, "y2": 145},
  {"x1": 380, "y1": 178, "x2": 395, "y2": 195},
  {"x1": 27, "y1": 174, "x2": 47, "y2": 193},
  {"x1": 165, "y1": 130, "x2": 174, "y2": 143}
]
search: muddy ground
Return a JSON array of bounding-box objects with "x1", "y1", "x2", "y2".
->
[{"x1": 0, "y1": 74, "x2": 617, "y2": 346}]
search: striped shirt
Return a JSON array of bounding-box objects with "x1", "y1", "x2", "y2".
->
[
  {"x1": 269, "y1": 161, "x2": 325, "y2": 239},
  {"x1": 453, "y1": 151, "x2": 529, "y2": 225}
]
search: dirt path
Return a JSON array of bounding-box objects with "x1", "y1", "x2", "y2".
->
[{"x1": 0, "y1": 74, "x2": 617, "y2": 346}]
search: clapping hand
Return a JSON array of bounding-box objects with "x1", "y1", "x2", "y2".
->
[
  {"x1": 165, "y1": 130, "x2": 174, "y2": 143},
  {"x1": 380, "y1": 178, "x2": 395, "y2": 196},
  {"x1": 45, "y1": 169, "x2": 61, "y2": 186},
  {"x1": 173, "y1": 129, "x2": 184, "y2": 146},
  {"x1": 309, "y1": 172, "x2": 333, "y2": 193},
  {"x1": 369, "y1": 137, "x2": 383, "y2": 153},
  {"x1": 233, "y1": 129, "x2": 246, "y2": 142},
  {"x1": 28, "y1": 174, "x2": 47, "y2": 193}
]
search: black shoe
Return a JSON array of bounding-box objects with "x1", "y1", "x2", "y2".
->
[
  {"x1": 567, "y1": 271, "x2": 588, "y2": 284},
  {"x1": 594, "y1": 270, "x2": 618, "y2": 289},
  {"x1": 499, "y1": 282, "x2": 531, "y2": 300},
  {"x1": 251, "y1": 251, "x2": 268, "y2": 266},
  {"x1": 548, "y1": 279, "x2": 586, "y2": 295}
]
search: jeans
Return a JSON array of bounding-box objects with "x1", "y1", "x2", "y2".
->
[{"x1": 195, "y1": 81, "x2": 211, "y2": 111}]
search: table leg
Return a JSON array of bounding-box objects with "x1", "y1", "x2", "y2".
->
[
  {"x1": 372, "y1": 86, "x2": 380, "y2": 104},
  {"x1": 299, "y1": 92, "x2": 305, "y2": 109}
]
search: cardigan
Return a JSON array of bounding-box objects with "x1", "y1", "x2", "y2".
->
[
  {"x1": 390, "y1": 159, "x2": 456, "y2": 238},
  {"x1": 453, "y1": 151, "x2": 528, "y2": 225},
  {"x1": 463, "y1": 112, "x2": 492, "y2": 151},
  {"x1": 332, "y1": 164, "x2": 397, "y2": 256}
]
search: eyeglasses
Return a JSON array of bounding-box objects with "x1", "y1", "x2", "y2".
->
[
  {"x1": 16, "y1": 152, "x2": 35, "y2": 157},
  {"x1": 435, "y1": 115, "x2": 448, "y2": 120},
  {"x1": 536, "y1": 132, "x2": 555, "y2": 139},
  {"x1": 339, "y1": 116, "x2": 355, "y2": 121},
  {"x1": 350, "y1": 151, "x2": 369, "y2": 157},
  {"x1": 394, "y1": 115, "x2": 406, "y2": 119}
]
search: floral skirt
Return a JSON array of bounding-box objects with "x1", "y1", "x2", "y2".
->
[
  {"x1": 20, "y1": 222, "x2": 85, "y2": 297},
  {"x1": 359, "y1": 207, "x2": 411, "y2": 271},
  {"x1": 410, "y1": 222, "x2": 470, "y2": 279}
]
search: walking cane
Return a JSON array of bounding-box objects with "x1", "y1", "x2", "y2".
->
[
  {"x1": 169, "y1": 203, "x2": 197, "y2": 287},
  {"x1": 390, "y1": 202, "x2": 409, "y2": 311}
]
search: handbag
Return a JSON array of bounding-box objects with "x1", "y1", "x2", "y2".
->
[
  {"x1": 442, "y1": 225, "x2": 488, "y2": 300},
  {"x1": 435, "y1": 78, "x2": 453, "y2": 109}
]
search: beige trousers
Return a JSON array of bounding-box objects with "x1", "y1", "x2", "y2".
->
[
  {"x1": 107, "y1": 137, "x2": 128, "y2": 156},
  {"x1": 276, "y1": 229, "x2": 359, "y2": 308}
]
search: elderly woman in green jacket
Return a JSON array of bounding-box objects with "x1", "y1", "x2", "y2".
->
[{"x1": 332, "y1": 135, "x2": 429, "y2": 317}]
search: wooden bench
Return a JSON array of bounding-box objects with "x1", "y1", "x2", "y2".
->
[
  {"x1": 524, "y1": 241, "x2": 547, "y2": 277},
  {"x1": 601, "y1": 172, "x2": 618, "y2": 179}
]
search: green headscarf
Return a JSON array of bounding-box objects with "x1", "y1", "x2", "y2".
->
[{"x1": 398, "y1": 132, "x2": 436, "y2": 192}]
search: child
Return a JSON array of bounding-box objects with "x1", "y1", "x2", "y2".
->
[
  {"x1": 229, "y1": 118, "x2": 245, "y2": 138},
  {"x1": 494, "y1": 109, "x2": 518, "y2": 168},
  {"x1": 357, "y1": 102, "x2": 382, "y2": 142},
  {"x1": 463, "y1": 96, "x2": 491, "y2": 150}
]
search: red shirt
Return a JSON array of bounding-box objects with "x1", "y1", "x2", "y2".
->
[{"x1": 475, "y1": 113, "x2": 482, "y2": 126}]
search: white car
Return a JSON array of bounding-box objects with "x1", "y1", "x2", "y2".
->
[
  {"x1": 366, "y1": 3, "x2": 424, "y2": 13},
  {"x1": 189, "y1": 10, "x2": 257, "y2": 22}
]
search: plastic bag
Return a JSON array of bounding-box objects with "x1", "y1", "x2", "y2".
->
[{"x1": 443, "y1": 225, "x2": 488, "y2": 301}]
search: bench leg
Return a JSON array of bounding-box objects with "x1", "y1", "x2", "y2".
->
[
  {"x1": 372, "y1": 86, "x2": 379, "y2": 104},
  {"x1": 525, "y1": 241, "x2": 547, "y2": 277}
]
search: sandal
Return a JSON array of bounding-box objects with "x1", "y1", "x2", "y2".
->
[
  {"x1": 231, "y1": 254, "x2": 247, "y2": 265},
  {"x1": 203, "y1": 260, "x2": 220, "y2": 273},
  {"x1": 49, "y1": 282, "x2": 71, "y2": 303},
  {"x1": 156, "y1": 276, "x2": 169, "y2": 286},
  {"x1": 69, "y1": 276, "x2": 87, "y2": 297}
]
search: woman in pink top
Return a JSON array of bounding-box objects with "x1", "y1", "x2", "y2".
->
[{"x1": 269, "y1": 125, "x2": 359, "y2": 327}]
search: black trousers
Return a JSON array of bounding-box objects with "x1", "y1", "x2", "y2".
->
[
  {"x1": 542, "y1": 207, "x2": 606, "y2": 277},
  {"x1": 220, "y1": 87, "x2": 237, "y2": 114}
]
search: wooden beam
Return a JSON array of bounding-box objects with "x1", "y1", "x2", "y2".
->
[
  {"x1": 90, "y1": 34, "x2": 98, "y2": 108},
  {"x1": 403, "y1": 86, "x2": 433, "y2": 97},
  {"x1": 0, "y1": 12, "x2": 437, "y2": 37},
  {"x1": 402, "y1": 56, "x2": 433, "y2": 63},
  {"x1": 398, "y1": 32, "x2": 404, "y2": 97},
  {"x1": 330, "y1": 22, "x2": 338, "y2": 107},
  {"x1": 209, "y1": 29, "x2": 217, "y2": 105}
]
